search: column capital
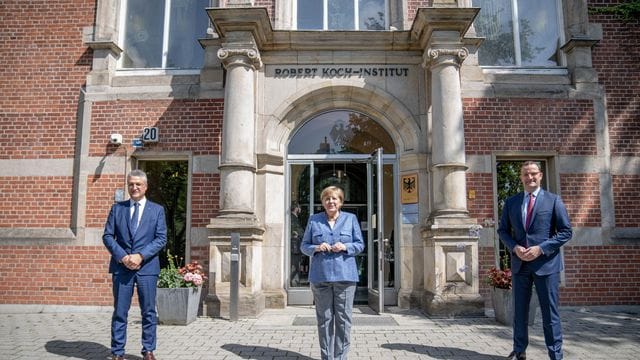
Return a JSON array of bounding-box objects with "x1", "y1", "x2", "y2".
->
[
  {"x1": 422, "y1": 47, "x2": 468, "y2": 69},
  {"x1": 217, "y1": 46, "x2": 263, "y2": 70}
]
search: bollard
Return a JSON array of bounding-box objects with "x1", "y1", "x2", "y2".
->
[{"x1": 229, "y1": 232, "x2": 240, "y2": 321}]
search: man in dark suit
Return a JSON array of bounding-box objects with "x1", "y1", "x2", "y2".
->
[
  {"x1": 498, "y1": 161, "x2": 572, "y2": 360},
  {"x1": 103, "y1": 169, "x2": 167, "y2": 360}
]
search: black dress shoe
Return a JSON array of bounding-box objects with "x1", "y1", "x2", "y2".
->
[{"x1": 506, "y1": 351, "x2": 526, "y2": 360}]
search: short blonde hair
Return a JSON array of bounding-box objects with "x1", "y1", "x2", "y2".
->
[{"x1": 320, "y1": 186, "x2": 344, "y2": 203}]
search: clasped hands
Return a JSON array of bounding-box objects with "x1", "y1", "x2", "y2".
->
[
  {"x1": 316, "y1": 242, "x2": 346, "y2": 253},
  {"x1": 514, "y1": 245, "x2": 542, "y2": 262},
  {"x1": 121, "y1": 253, "x2": 143, "y2": 270}
]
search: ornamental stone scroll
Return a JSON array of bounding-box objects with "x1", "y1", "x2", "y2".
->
[
  {"x1": 217, "y1": 47, "x2": 263, "y2": 70},
  {"x1": 422, "y1": 47, "x2": 469, "y2": 69}
]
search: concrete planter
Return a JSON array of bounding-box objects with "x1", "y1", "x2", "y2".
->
[
  {"x1": 490, "y1": 287, "x2": 538, "y2": 326},
  {"x1": 156, "y1": 287, "x2": 202, "y2": 325}
]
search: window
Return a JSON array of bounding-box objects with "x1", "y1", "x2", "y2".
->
[
  {"x1": 120, "y1": 0, "x2": 210, "y2": 69},
  {"x1": 472, "y1": 0, "x2": 563, "y2": 67},
  {"x1": 288, "y1": 110, "x2": 395, "y2": 155},
  {"x1": 297, "y1": 0, "x2": 387, "y2": 30}
]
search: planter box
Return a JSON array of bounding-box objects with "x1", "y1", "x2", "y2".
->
[
  {"x1": 490, "y1": 287, "x2": 538, "y2": 326},
  {"x1": 156, "y1": 287, "x2": 202, "y2": 325}
]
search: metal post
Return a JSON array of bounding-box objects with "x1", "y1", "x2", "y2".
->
[{"x1": 229, "y1": 232, "x2": 240, "y2": 321}]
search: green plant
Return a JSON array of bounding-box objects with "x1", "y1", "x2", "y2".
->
[
  {"x1": 589, "y1": 1, "x2": 640, "y2": 21},
  {"x1": 157, "y1": 250, "x2": 206, "y2": 288}
]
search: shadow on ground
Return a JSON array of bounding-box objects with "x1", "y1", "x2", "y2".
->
[
  {"x1": 382, "y1": 343, "x2": 503, "y2": 359},
  {"x1": 221, "y1": 344, "x2": 315, "y2": 359},
  {"x1": 45, "y1": 340, "x2": 143, "y2": 360}
]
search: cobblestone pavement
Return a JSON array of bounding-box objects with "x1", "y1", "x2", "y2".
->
[{"x1": 0, "y1": 305, "x2": 638, "y2": 359}]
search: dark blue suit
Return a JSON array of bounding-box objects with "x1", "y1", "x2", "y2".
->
[
  {"x1": 103, "y1": 199, "x2": 167, "y2": 356},
  {"x1": 498, "y1": 189, "x2": 572, "y2": 359}
]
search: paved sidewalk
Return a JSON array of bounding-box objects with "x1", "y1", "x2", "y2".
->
[{"x1": 0, "y1": 305, "x2": 638, "y2": 359}]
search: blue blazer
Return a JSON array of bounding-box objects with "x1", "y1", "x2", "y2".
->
[
  {"x1": 103, "y1": 199, "x2": 167, "y2": 276},
  {"x1": 300, "y1": 211, "x2": 365, "y2": 283},
  {"x1": 497, "y1": 189, "x2": 572, "y2": 275}
]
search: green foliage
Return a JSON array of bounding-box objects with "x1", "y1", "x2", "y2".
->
[
  {"x1": 157, "y1": 250, "x2": 185, "y2": 288},
  {"x1": 143, "y1": 161, "x2": 188, "y2": 269},
  {"x1": 589, "y1": 1, "x2": 640, "y2": 21}
]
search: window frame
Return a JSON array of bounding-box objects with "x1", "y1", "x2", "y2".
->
[
  {"x1": 474, "y1": 0, "x2": 567, "y2": 72},
  {"x1": 293, "y1": 0, "x2": 389, "y2": 31},
  {"x1": 117, "y1": 0, "x2": 210, "y2": 74}
]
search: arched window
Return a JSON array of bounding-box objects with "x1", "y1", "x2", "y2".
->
[{"x1": 288, "y1": 110, "x2": 395, "y2": 154}]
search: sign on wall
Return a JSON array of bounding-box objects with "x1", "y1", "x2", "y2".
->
[
  {"x1": 401, "y1": 173, "x2": 418, "y2": 204},
  {"x1": 142, "y1": 127, "x2": 159, "y2": 142}
]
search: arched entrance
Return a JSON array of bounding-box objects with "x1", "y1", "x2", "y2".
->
[{"x1": 286, "y1": 109, "x2": 398, "y2": 311}]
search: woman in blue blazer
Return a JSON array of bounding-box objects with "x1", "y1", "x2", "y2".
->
[{"x1": 301, "y1": 186, "x2": 365, "y2": 360}]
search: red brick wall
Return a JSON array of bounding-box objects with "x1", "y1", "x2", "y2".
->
[
  {"x1": 0, "y1": 177, "x2": 73, "y2": 227},
  {"x1": 192, "y1": 173, "x2": 220, "y2": 227},
  {"x1": 0, "y1": 0, "x2": 94, "y2": 159},
  {"x1": 90, "y1": 99, "x2": 223, "y2": 156},
  {"x1": 480, "y1": 245, "x2": 640, "y2": 306},
  {"x1": 87, "y1": 174, "x2": 124, "y2": 228},
  {"x1": 464, "y1": 98, "x2": 596, "y2": 155},
  {"x1": 560, "y1": 174, "x2": 602, "y2": 227},
  {"x1": 466, "y1": 172, "x2": 494, "y2": 223},
  {"x1": 562, "y1": 245, "x2": 640, "y2": 305},
  {"x1": 589, "y1": 1, "x2": 640, "y2": 157},
  {"x1": 612, "y1": 175, "x2": 640, "y2": 227},
  {"x1": 0, "y1": 246, "x2": 112, "y2": 305},
  {"x1": 408, "y1": 1, "x2": 432, "y2": 22}
]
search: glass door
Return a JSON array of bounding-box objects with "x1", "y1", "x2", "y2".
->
[
  {"x1": 286, "y1": 157, "x2": 396, "y2": 309},
  {"x1": 366, "y1": 148, "x2": 396, "y2": 313}
]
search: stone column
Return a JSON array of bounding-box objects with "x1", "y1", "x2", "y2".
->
[
  {"x1": 421, "y1": 42, "x2": 483, "y2": 316},
  {"x1": 206, "y1": 32, "x2": 266, "y2": 318}
]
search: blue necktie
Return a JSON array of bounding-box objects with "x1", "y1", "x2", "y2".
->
[{"x1": 131, "y1": 202, "x2": 139, "y2": 235}]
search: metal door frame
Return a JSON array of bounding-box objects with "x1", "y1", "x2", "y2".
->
[{"x1": 285, "y1": 154, "x2": 397, "y2": 310}]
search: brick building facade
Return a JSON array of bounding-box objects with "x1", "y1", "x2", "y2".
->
[{"x1": 0, "y1": 0, "x2": 638, "y2": 314}]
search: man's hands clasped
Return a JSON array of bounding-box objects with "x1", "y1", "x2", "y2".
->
[{"x1": 121, "y1": 253, "x2": 143, "y2": 270}]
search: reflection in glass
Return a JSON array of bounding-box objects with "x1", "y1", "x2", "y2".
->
[
  {"x1": 298, "y1": 0, "x2": 323, "y2": 30},
  {"x1": 123, "y1": 0, "x2": 165, "y2": 68},
  {"x1": 328, "y1": 0, "x2": 355, "y2": 30},
  {"x1": 290, "y1": 165, "x2": 310, "y2": 287},
  {"x1": 360, "y1": 0, "x2": 385, "y2": 30},
  {"x1": 517, "y1": 0, "x2": 559, "y2": 66},
  {"x1": 167, "y1": 0, "x2": 208, "y2": 69},
  {"x1": 296, "y1": 0, "x2": 387, "y2": 30},
  {"x1": 473, "y1": 0, "x2": 515, "y2": 66},
  {"x1": 288, "y1": 110, "x2": 395, "y2": 155},
  {"x1": 473, "y1": 0, "x2": 561, "y2": 67}
]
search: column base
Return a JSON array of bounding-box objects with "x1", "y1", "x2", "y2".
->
[
  {"x1": 422, "y1": 292, "x2": 485, "y2": 317},
  {"x1": 264, "y1": 288, "x2": 286, "y2": 309},
  {"x1": 397, "y1": 288, "x2": 424, "y2": 309},
  {"x1": 205, "y1": 287, "x2": 266, "y2": 319}
]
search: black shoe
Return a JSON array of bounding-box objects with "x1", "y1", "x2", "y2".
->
[{"x1": 506, "y1": 351, "x2": 526, "y2": 360}]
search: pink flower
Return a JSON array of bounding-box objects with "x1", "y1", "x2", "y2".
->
[{"x1": 191, "y1": 274, "x2": 203, "y2": 286}]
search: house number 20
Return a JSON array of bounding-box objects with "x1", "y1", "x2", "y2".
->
[{"x1": 142, "y1": 127, "x2": 159, "y2": 142}]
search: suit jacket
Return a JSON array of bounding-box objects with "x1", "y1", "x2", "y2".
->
[
  {"x1": 497, "y1": 189, "x2": 572, "y2": 275},
  {"x1": 300, "y1": 211, "x2": 365, "y2": 283},
  {"x1": 103, "y1": 199, "x2": 167, "y2": 276}
]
